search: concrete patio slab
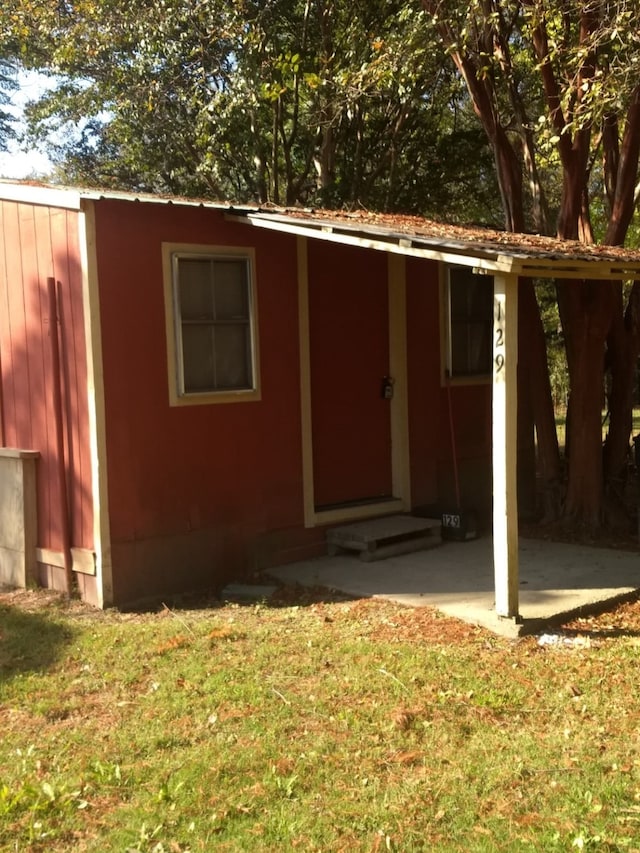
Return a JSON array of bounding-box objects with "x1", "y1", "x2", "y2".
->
[{"x1": 266, "y1": 536, "x2": 640, "y2": 637}]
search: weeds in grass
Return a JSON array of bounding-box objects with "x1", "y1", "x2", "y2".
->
[{"x1": 2, "y1": 592, "x2": 640, "y2": 850}]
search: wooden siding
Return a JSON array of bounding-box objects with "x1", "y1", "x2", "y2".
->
[
  {"x1": 0, "y1": 200, "x2": 94, "y2": 557},
  {"x1": 405, "y1": 255, "x2": 492, "y2": 516},
  {"x1": 92, "y1": 200, "x2": 309, "y2": 603},
  {"x1": 89, "y1": 197, "x2": 492, "y2": 604}
]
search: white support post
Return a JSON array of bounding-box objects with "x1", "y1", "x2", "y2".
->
[{"x1": 492, "y1": 273, "x2": 520, "y2": 619}]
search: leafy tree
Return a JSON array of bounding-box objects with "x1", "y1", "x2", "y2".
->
[
  {"x1": 6, "y1": 0, "x2": 499, "y2": 220},
  {"x1": 0, "y1": 59, "x2": 17, "y2": 152},
  {"x1": 422, "y1": 0, "x2": 562, "y2": 520},
  {"x1": 522, "y1": 0, "x2": 640, "y2": 528},
  {"x1": 423, "y1": 0, "x2": 640, "y2": 529}
]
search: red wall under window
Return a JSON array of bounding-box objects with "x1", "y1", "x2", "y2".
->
[
  {"x1": 93, "y1": 201, "x2": 492, "y2": 601},
  {"x1": 93, "y1": 201, "x2": 306, "y2": 597}
]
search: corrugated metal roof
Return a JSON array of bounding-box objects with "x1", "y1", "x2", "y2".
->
[
  {"x1": 260, "y1": 208, "x2": 627, "y2": 262},
  {"x1": 3, "y1": 179, "x2": 640, "y2": 278},
  {"x1": 230, "y1": 209, "x2": 640, "y2": 279},
  {"x1": 0, "y1": 179, "x2": 240, "y2": 212}
]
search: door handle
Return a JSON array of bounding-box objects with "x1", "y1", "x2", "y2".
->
[{"x1": 381, "y1": 376, "x2": 395, "y2": 400}]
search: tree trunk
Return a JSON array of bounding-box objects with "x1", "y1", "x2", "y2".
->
[
  {"x1": 559, "y1": 280, "x2": 614, "y2": 528},
  {"x1": 563, "y1": 353, "x2": 606, "y2": 528},
  {"x1": 521, "y1": 127, "x2": 551, "y2": 234},
  {"x1": 350, "y1": 107, "x2": 364, "y2": 204},
  {"x1": 603, "y1": 282, "x2": 640, "y2": 523},
  {"x1": 250, "y1": 109, "x2": 268, "y2": 203},
  {"x1": 316, "y1": 123, "x2": 334, "y2": 199},
  {"x1": 599, "y1": 87, "x2": 640, "y2": 523},
  {"x1": 520, "y1": 278, "x2": 563, "y2": 520},
  {"x1": 271, "y1": 99, "x2": 280, "y2": 205},
  {"x1": 517, "y1": 308, "x2": 537, "y2": 520},
  {"x1": 484, "y1": 111, "x2": 525, "y2": 233}
]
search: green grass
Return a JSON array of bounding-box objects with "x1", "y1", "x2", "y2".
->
[
  {"x1": 3, "y1": 590, "x2": 640, "y2": 851},
  {"x1": 554, "y1": 407, "x2": 640, "y2": 453}
]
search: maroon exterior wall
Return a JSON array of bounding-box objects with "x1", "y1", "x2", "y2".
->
[
  {"x1": 438, "y1": 383, "x2": 492, "y2": 521},
  {"x1": 0, "y1": 199, "x2": 96, "y2": 598},
  {"x1": 92, "y1": 199, "x2": 492, "y2": 604},
  {"x1": 0, "y1": 191, "x2": 493, "y2": 607},
  {"x1": 93, "y1": 200, "x2": 320, "y2": 603},
  {"x1": 406, "y1": 256, "x2": 441, "y2": 509}
]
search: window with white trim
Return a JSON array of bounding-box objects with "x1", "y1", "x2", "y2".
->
[
  {"x1": 446, "y1": 266, "x2": 493, "y2": 378},
  {"x1": 166, "y1": 247, "x2": 258, "y2": 401}
]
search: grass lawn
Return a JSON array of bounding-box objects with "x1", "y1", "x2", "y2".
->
[{"x1": 3, "y1": 586, "x2": 640, "y2": 852}]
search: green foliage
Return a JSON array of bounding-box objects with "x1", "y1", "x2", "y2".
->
[
  {"x1": 1, "y1": 0, "x2": 500, "y2": 219},
  {"x1": 536, "y1": 279, "x2": 569, "y2": 409},
  {"x1": 0, "y1": 59, "x2": 17, "y2": 152}
]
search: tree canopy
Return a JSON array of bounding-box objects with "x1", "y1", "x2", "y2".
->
[
  {"x1": 6, "y1": 0, "x2": 640, "y2": 531},
  {"x1": 422, "y1": 0, "x2": 640, "y2": 527},
  {"x1": 0, "y1": 59, "x2": 17, "y2": 152},
  {"x1": 2, "y1": 0, "x2": 500, "y2": 221}
]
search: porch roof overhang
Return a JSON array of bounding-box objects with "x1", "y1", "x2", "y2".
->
[
  {"x1": 228, "y1": 209, "x2": 640, "y2": 281},
  {"x1": 229, "y1": 206, "x2": 640, "y2": 628}
]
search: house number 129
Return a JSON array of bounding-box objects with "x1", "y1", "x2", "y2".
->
[{"x1": 494, "y1": 297, "x2": 505, "y2": 375}]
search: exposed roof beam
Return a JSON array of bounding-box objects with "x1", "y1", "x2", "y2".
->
[
  {"x1": 228, "y1": 211, "x2": 640, "y2": 281},
  {"x1": 226, "y1": 212, "x2": 516, "y2": 274}
]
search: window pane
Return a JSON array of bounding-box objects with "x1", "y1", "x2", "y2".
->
[
  {"x1": 452, "y1": 323, "x2": 492, "y2": 376},
  {"x1": 179, "y1": 259, "x2": 214, "y2": 320},
  {"x1": 181, "y1": 325, "x2": 215, "y2": 392},
  {"x1": 214, "y1": 325, "x2": 251, "y2": 388},
  {"x1": 173, "y1": 252, "x2": 255, "y2": 396},
  {"x1": 449, "y1": 269, "x2": 493, "y2": 377},
  {"x1": 213, "y1": 261, "x2": 248, "y2": 320}
]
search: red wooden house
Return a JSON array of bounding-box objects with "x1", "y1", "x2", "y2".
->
[{"x1": 2, "y1": 182, "x2": 639, "y2": 618}]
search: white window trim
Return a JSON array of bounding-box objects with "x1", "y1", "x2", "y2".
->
[
  {"x1": 162, "y1": 242, "x2": 260, "y2": 406},
  {"x1": 439, "y1": 262, "x2": 493, "y2": 387}
]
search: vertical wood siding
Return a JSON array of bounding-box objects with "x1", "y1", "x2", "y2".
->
[
  {"x1": 93, "y1": 200, "x2": 305, "y2": 601},
  {"x1": 0, "y1": 200, "x2": 93, "y2": 553}
]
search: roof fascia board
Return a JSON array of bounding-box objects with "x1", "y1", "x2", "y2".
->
[
  {"x1": 0, "y1": 181, "x2": 236, "y2": 213},
  {"x1": 230, "y1": 211, "x2": 640, "y2": 282},
  {"x1": 78, "y1": 190, "x2": 231, "y2": 211},
  {"x1": 0, "y1": 182, "x2": 82, "y2": 211},
  {"x1": 226, "y1": 212, "x2": 516, "y2": 274},
  {"x1": 509, "y1": 259, "x2": 640, "y2": 281}
]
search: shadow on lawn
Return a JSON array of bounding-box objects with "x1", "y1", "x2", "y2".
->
[
  {"x1": 0, "y1": 603, "x2": 75, "y2": 681},
  {"x1": 123, "y1": 580, "x2": 354, "y2": 615},
  {"x1": 560, "y1": 626, "x2": 640, "y2": 639}
]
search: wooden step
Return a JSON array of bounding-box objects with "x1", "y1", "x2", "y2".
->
[{"x1": 326, "y1": 515, "x2": 442, "y2": 562}]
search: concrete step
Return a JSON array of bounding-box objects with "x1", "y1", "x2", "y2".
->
[{"x1": 326, "y1": 515, "x2": 442, "y2": 562}]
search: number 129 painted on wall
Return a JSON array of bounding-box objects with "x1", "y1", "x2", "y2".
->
[{"x1": 494, "y1": 296, "x2": 505, "y2": 378}]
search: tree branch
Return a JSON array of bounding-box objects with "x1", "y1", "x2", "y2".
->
[{"x1": 605, "y1": 84, "x2": 640, "y2": 246}]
